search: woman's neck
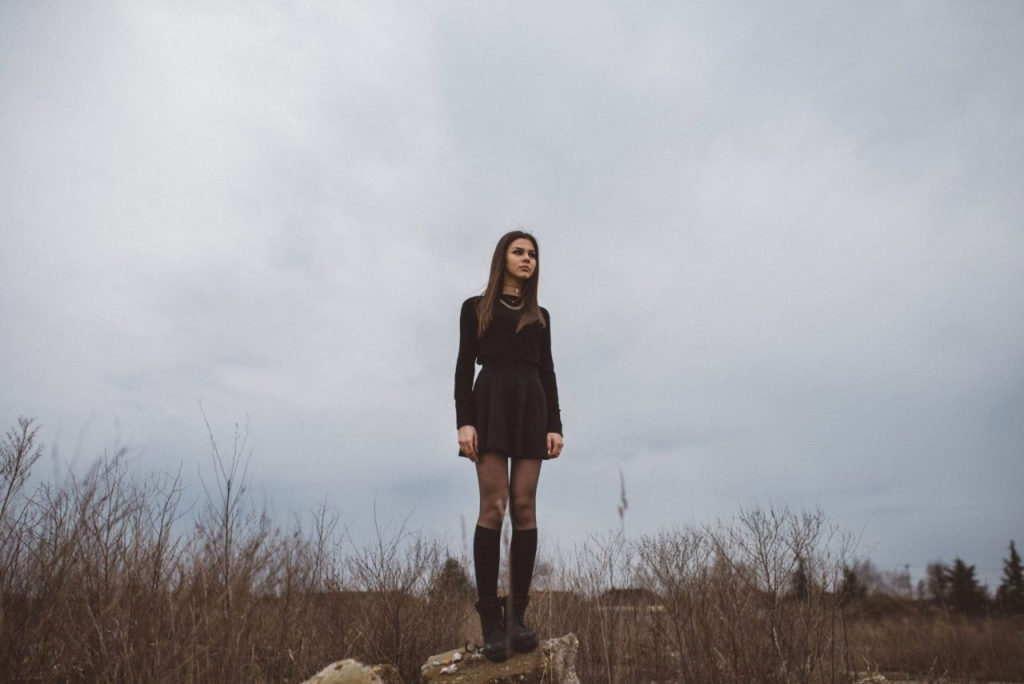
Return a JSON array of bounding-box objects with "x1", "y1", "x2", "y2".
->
[{"x1": 501, "y1": 280, "x2": 523, "y2": 297}]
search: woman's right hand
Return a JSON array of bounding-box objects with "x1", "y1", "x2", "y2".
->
[{"x1": 458, "y1": 425, "x2": 478, "y2": 462}]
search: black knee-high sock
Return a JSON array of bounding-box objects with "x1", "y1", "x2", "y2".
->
[
  {"x1": 473, "y1": 524, "x2": 501, "y2": 599},
  {"x1": 510, "y1": 527, "x2": 538, "y2": 599}
]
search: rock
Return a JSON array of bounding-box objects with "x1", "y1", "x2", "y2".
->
[
  {"x1": 421, "y1": 633, "x2": 580, "y2": 683},
  {"x1": 301, "y1": 658, "x2": 401, "y2": 684}
]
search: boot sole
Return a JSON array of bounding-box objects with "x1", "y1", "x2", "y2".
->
[{"x1": 483, "y1": 645, "x2": 511, "y2": 662}]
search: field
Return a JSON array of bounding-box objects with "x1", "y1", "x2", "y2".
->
[{"x1": 2, "y1": 419, "x2": 1022, "y2": 683}]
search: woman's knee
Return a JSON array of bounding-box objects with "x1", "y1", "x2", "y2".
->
[
  {"x1": 509, "y1": 492, "x2": 537, "y2": 528},
  {"x1": 479, "y1": 491, "x2": 508, "y2": 526}
]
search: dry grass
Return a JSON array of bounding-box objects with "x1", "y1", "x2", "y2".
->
[
  {"x1": 0, "y1": 418, "x2": 467, "y2": 683},
  {"x1": 2, "y1": 417, "x2": 1022, "y2": 683},
  {"x1": 841, "y1": 598, "x2": 1024, "y2": 682},
  {"x1": 529, "y1": 510, "x2": 855, "y2": 683},
  {"x1": 529, "y1": 524, "x2": 1024, "y2": 683}
]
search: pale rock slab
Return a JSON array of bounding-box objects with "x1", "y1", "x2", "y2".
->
[
  {"x1": 421, "y1": 633, "x2": 580, "y2": 683},
  {"x1": 301, "y1": 658, "x2": 400, "y2": 684}
]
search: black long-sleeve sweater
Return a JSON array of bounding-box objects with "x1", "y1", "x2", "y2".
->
[{"x1": 454, "y1": 295, "x2": 563, "y2": 435}]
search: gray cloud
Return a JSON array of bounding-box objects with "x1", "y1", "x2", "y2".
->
[{"x1": 2, "y1": 1, "x2": 1022, "y2": 586}]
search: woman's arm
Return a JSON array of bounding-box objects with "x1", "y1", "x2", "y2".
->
[
  {"x1": 454, "y1": 297, "x2": 479, "y2": 428},
  {"x1": 539, "y1": 308, "x2": 563, "y2": 436}
]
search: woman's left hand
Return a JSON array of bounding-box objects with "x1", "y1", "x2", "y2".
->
[{"x1": 546, "y1": 433, "x2": 564, "y2": 458}]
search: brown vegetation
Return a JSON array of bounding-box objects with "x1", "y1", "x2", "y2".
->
[{"x1": 1, "y1": 417, "x2": 1022, "y2": 683}]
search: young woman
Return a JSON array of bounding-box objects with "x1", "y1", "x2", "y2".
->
[{"x1": 454, "y1": 231, "x2": 564, "y2": 662}]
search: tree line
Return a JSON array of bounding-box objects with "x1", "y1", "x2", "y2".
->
[{"x1": 839, "y1": 541, "x2": 1024, "y2": 616}]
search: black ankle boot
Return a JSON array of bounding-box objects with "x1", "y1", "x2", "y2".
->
[
  {"x1": 506, "y1": 593, "x2": 539, "y2": 653},
  {"x1": 475, "y1": 596, "x2": 509, "y2": 662}
]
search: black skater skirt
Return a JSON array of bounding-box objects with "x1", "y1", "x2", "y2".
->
[{"x1": 459, "y1": 360, "x2": 549, "y2": 460}]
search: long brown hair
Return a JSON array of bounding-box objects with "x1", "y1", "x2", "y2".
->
[{"x1": 477, "y1": 231, "x2": 546, "y2": 337}]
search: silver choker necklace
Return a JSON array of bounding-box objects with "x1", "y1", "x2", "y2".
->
[{"x1": 499, "y1": 295, "x2": 524, "y2": 311}]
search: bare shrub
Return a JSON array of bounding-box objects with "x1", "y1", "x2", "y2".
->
[
  {"x1": 540, "y1": 530, "x2": 652, "y2": 683},
  {"x1": 708, "y1": 507, "x2": 850, "y2": 683},
  {"x1": 530, "y1": 508, "x2": 853, "y2": 683},
  {"x1": 633, "y1": 527, "x2": 721, "y2": 681},
  {"x1": 0, "y1": 444, "x2": 188, "y2": 681},
  {"x1": 0, "y1": 417, "x2": 44, "y2": 656},
  {"x1": 0, "y1": 418, "x2": 351, "y2": 683},
  {"x1": 0, "y1": 417, "x2": 43, "y2": 531},
  {"x1": 3, "y1": 416, "x2": 1022, "y2": 682},
  {"x1": 343, "y1": 511, "x2": 469, "y2": 681}
]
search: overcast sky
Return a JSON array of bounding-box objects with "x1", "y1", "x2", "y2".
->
[{"x1": 2, "y1": 1, "x2": 1022, "y2": 588}]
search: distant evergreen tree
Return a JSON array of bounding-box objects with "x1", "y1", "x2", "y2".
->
[
  {"x1": 839, "y1": 564, "x2": 867, "y2": 604},
  {"x1": 924, "y1": 561, "x2": 950, "y2": 608},
  {"x1": 948, "y1": 557, "x2": 989, "y2": 615},
  {"x1": 789, "y1": 556, "x2": 810, "y2": 601},
  {"x1": 996, "y1": 540, "x2": 1024, "y2": 615},
  {"x1": 428, "y1": 556, "x2": 474, "y2": 604}
]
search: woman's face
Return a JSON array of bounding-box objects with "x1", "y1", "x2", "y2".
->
[{"x1": 505, "y1": 237, "x2": 537, "y2": 283}]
